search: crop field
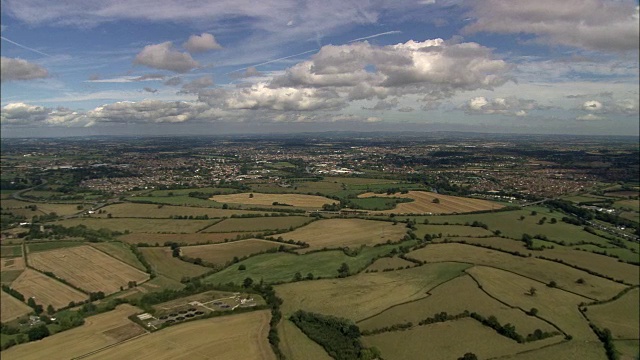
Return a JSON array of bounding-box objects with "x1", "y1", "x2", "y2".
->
[
  {"x1": 430, "y1": 236, "x2": 529, "y2": 253},
  {"x1": 179, "y1": 239, "x2": 295, "y2": 266},
  {"x1": 89, "y1": 241, "x2": 147, "y2": 271},
  {"x1": 586, "y1": 288, "x2": 639, "y2": 339},
  {"x1": 359, "y1": 191, "x2": 503, "y2": 214},
  {"x1": 0, "y1": 270, "x2": 23, "y2": 284},
  {"x1": 209, "y1": 192, "x2": 336, "y2": 208},
  {"x1": 358, "y1": 274, "x2": 558, "y2": 337},
  {"x1": 203, "y1": 216, "x2": 312, "y2": 232},
  {"x1": 128, "y1": 195, "x2": 220, "y2": 207},
  {"x1": 414, "y1": 224, "x2": 494, "y2": 238},
  {"x1": 119, "y1": 232, "x2": 249, "y2": 246},
  {"x1": 82, "y1": 310, "x2": 275, "y2": 360},
  {"x1": 613, "y1": 199, "x2": 640, "y2": 212},
  {"x1": 279, "y1": 219, "x2": 407, "y2": 253},
  {"x1": 614, "y1": 339, "x2": 640, "y2": 360},
  {"x1": 0, "y1": 289, "x2": 32, "y2": 322},
  {"x1": 466, "y1": 266, "x2": 597, "y2": 341},
  {"x1": 573, "y1": 244, "x2": 639, "y2": 263},
  {"x1": 27, "y1": 240, "x2": 84, "y2": 253},
  {"x1": 28, "y1": 245, "x2": 150, "y2": 294},
  {"x1": 278, "y1": 319, "x2": 332, "y2": 360},
  {"x1": 0, "y1": 256, "x2": 24, "y2": 271},
  {"x1": 2, "y1": 304, "x2": 145, "y2": 360},
  {"x1": 10, "y1": 268, "x2": 87, "y2": 310},
  {"x1": 55, "y1": 217, "x2": 216, "y2": 233},
  {"x1": 147, "y1": 187, "x2": 238, "y2": 197},
  {"x1": 365, "y1": 256, "x2": 415, "y2": 271},
  {"x1": 362, "y1": 318, "x2": 560, "y2": 360},
  {"x1": 500, "y1": 341, "x2": 608, "y2": 360},
  {"x1": 0, "y1": 245, "x2": 22, "y2": 258},
  {"x1": 276, "y1": 262, "x2": 470, "y2": 321},
  {"x1": 140, "y1": 247, "x2": 210, "y2": 282},
  {"x1": 0, "y1": 200, "x2": 81, "y2": 217},
  {"x1": 537, "y1": 247, "x2": 639, "y2": 284},
  {"x1": 203, "y1": 241, "x2": 417, "y2": 285},
  {"x1": 407, "y1": 243, "x2": 627, "y2": 300},
  {"x1": 96, "y1": 202, "x2": 267, "y2": 218}
]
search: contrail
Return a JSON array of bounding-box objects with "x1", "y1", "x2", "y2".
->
[
  {"x1": 226, "y1": 49, "x2": 318, "y2": 75},
  {"x1": 1, "y1": 36, "x2": 51, "y2": 57},
  {"x1": 348, "y1": 30, "x2": 402, "y2": 43}
]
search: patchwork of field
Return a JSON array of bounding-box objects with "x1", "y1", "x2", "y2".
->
[
  {"x1": 54, "y1": 218, "x2": 215, "y2": 233},
  {"x1": 365, "y1": 256, "x2": 415, "y2": 271},
  {"x1": 407, "y1": 243, "x2": 627, "y2": 300},
  {"x1": 140, "y1": 247, "x2": 210, "y2": 282},
  {"x1": 362, "y1": 318, "x2": 560, "y2": 360},
  {"x1": 0, "y1": 289, "x2": 32, "y2": 322},
  {"x1": 89, "y1": 241, "x2": 147, "y2": 271},
  {"x1": 27, "y1": 240, "x2": 85, "y2": 253},
  {"x1": 414, "y1": 224, "x2": 494, "y2": 238},
  {"x1": 0, "y1": 200, "x2": 81, "y2": 217},
  {"x1": 180, "y1": 239, "x2": 295, "y2": 266},
  {"x1": 27, "y1": 245, "x2": 150, "y2": 294},
  {"x1": 83, "y1": 310, "x2": 275, "y2": 360},
  {"x1": 430, "y1": 236, "x2": 529, "y2": 253},
  {"x1": 209, "y1": 192, "x2": 336, "y2": 208},
  {"x1": 276, "y1": 262, "x2": 470, "y2": 321},
  {"x1": 359, "y1": 191, "x2": 503, "y2": 214},
  {"x1": 0, "y1": 270, "x2": 23, "y2": 284},
  {"x1": 0, "y1": 245, "x2": 22, "y2": 258},
  {"x1": 11, "y1": 269, "x2": 87, "y2": 310},
  {"x1": 0, "y1": 256, "x2": 25, "y2": 271},
  {"x1": 614, "y1": 339, "x2": 640, "y2": 360},
  {"x1": 96, "y1": 202, "x2": 267, "y2": 218},
  {"x1": 2, "y1": 304, "x2": 145, "y2": 360},
  {"x1": 119, "y1": 232, "x2": 249, "y2": 246},
  {"x1": 203, "y1": 216, "x2": 312, "y2": 232},
  {"x1": 613, "y1": 199, "x2": 640, "y2": 212},
  {"x1": 586, "y1": 288, "x2": 640, "y2": 340},
  {"x1": 278, "y1": 319, "x2": 332, "y2": 360},
  {"x1": 280, "y1": 219, "x2": 407, "y2": 253}
]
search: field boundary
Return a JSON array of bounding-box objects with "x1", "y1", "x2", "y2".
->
[{"x1": 70, "y1": 329, "x2": 150, "y2": 360}]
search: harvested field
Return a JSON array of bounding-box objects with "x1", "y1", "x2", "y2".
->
[
  {"x1": 414, "y1": 224, "x2": 493, "y2": 238},
  {"x1": 140, "y1": 247, "x2": 209, "y2": 282},
  {"x1": 11, "y1": 268, "x2": 87, "y2": 309},
  {"x1": 119, "y1": 232, "x2": 249, "y2": 246},
  {"x1": 1, "y1": 305, "x2": 145, "y2": 360},
  {"x1": 363, "y1": 318, "x2": 560, "y2": 360},
  {"x1": 407, "y1": 243, "x2": 626, "y2": 300},
  {"x1": 0, "y1": 256, "x2": 25, "y2": 271},
  {"x1": 276, "y1": 262, "x2": 470, "y2": 321},
  {"x1": 54, "y1": 218, "x2": 214, "y2": 233},
  {"x1": 180, "y1": 239, "x2": 295, "y2": 266},
  {"x1": 360, "y1": 191, "x2": 502, "y2": 214},
  {"x1": 499, "y1": 338, "x2": 606, "y2": 360},
  {"x1": 431, "y1": 236, "x2": 528, "y2": 253},
  {"x1": 96, "y1": 203, "x2": 267, "y2": 218},
  {"x1": 27, "y1": 241, "x2": 84, "y2": 253},
  {"x1": 83, "y1": 310, "x2": 275, "y2": 360},
  {"x1": 586, "y1": 288, "x2": 639, "y2": 339},
  {"x1": 89, "y1": 241, "x2": 147, "y2": 271},
  {"x1": 0, "y1": 270, "x2": 23, "y2": 284},
  {"x1": 0, "y1": 245, "x2": 22, "y2": 258},
  {"x1": 278, "y1": 319, "x2": 332, "y2": 360},
  {"x1": 358, "y1": 274, "x2": 558, "y2": 337},
  {"x1": 203, "y1": 216, "x2": 312, "y2": 232},
  {"x1": 28, "y1": 245, "x2": 150, "y2": 294},
  {"x1": 0, "y1": 289, "x2": 32, "y2": 322},
  {"x1": 210, "y1": 192, "x2": 336, "y2": 208},
  {"x1": 365, "y1": 256, "x2": 415, "y2": 272},
  {"x1": 280, "y1": 219, "x2": 407, "y2": 253}
]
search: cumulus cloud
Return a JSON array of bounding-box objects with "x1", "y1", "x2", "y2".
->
[
  {"x1": 583, "y1": 100, "x2": 603, "y2": 111},
  {"x1": 578, "y1": 98, "x2": 638, "y2": 115},
  {"x1": 143, "y1": 87, "x2": 158, "y2": 93},
  {"x1": 576, "y1": 113, "x2": 605, "y2": 121},
  {"x1": 1, "y1": 103, "x2": 83, "y2": 126},
  {"x1": 463, "y1": 0, "x2": 640, "y2": 52},
  {"x1": 86, "y1": 100, "x2": 207, "y2": 124},
  {"x1": 223, "y1": 83, "x2": 344, "y2": 111},
  {"x1": 230, "y1": 66, "x2": 263, "y2": 79},
  {"x1": 183, "y1": 33, "x2": 222, "y2": 53},
  {"x1": 1, "y1": 57, "x2": 48, "y2": 82},
  {"x1": 134, "y1": 42, "x2": 199, "y2": 73},
  {"x1": 462, "y1": 96, "x2": 543, "y2": 116},
  {"x1": 164, "y1": 76, "x2": 182, "y2": 86},
  {"x1": 179, "y1": 76, "x2": 213, "y2": 94}
]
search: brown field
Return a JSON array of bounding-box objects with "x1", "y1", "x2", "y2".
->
[
  {"x1": 586, "y1": 288, "x2": 640, "y2": 340},
  {"x1": 89, "y1": 242, "x2": 147, "y2": 271},
  {"x1": 358, "y1": 274, "x2": 558, "y2": 337},
  {"x1": 83, "y1": 310, "x2": 275, "y2": 360},
  {"x1": 363, "y1": 318, "x2": 560, "y2": 360},
  {"x1": 467, "y1": 266, "x2": 596, "y2": 341},
  {"x1": 500, "y1": 338, "x2": 607, "y2": 360},
  {"x1": 140, "y1": 247, "x2": 210, "y2": 282},
  {"x1": 276, "y1": 262, "x2": 470, "y2": 321},
  {"x1": 365, "y1": 256, "x2": 415, "y2": 272},
  {"x1": 278, "y1": 319, "x2": 332, "y2": 360},
  {"x1": 180, "y1": 239, "x2": 295, "y2": 266},
  {"x1": 432, "y1": 236, "x2": 529, "y2": 253},
  {"x1": 54, "y1": 218, "x2": 214, "y2": 233},
  {"x1": 11, "y1": 268, "x2": 88, "y2": 309},
  {"x1": 407, "y1": 243, "x2": 626, "y2": 300},
  {"x1": 540, "y1": 247, "x2": 639, "y2": 285},
  {"x1": 119, "y1": 232, "x2": 249, "y2": 246},
  {"x1": 614, "y1": 199, "x2": 640, "y2": 212},
  {"x1": 203, "y1": 216, "x2": 312, "y2": 232},
  {"x1": 1, "y1": 289, "x2": 32, "y2": 322},
  {"x1": 0, "y1": 256, "x2": 25, "y2": 271},
  {"x1": 96, "y1": 202, "x2": 267, "y2": 218},
  {"x1": 2, "y1": 304, "x2": 145, "y2": 360},
  {"x1": 210, "y1": 192, "x2": 336, "y2": 208},
  {"x1": 359, "y1": 191, "x2": 503, "y2": 214},
  {"x1": 280, "y1": 219, "x2": 407, "y2": 253},
  {"x1": 28, "y1": 245, "x2": 150, "y2": 294}
]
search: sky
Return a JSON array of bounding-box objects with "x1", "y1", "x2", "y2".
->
[{"x1": 1, "y1": 0, "x2": 639, "y2": 137}]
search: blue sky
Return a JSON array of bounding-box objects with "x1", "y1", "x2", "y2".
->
[{"x1": 1, "y1": 0, "x2": 638, "y2": 137}]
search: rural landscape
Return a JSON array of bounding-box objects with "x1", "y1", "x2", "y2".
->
[{"x1": 0, "y1": 133, "x2": 638, "y2": 359}]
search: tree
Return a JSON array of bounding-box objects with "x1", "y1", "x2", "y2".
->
[
  {"x1": 243, "y1": 277, "x2": 254, "y2": 288},
  {"x1": 27, "y1": 297, "x2": 37, "y2": 309},
  {"x1": 519, "y1": 215, "x2": 526, "y2": 221},
  {"x1": 547, "y1": 280, "x2": 557, "y2": 288},
  {"x1": 432, "y1": 198, "x2": 440, "y2": 204},
  {"x1": 293, "y1": 272, "x2": 302, "y2": 281},
  {"x1": 337, "y1": 262, "x2": 350, "y2": 278},
  {"x1": 249, "y1": 193, "x2": 254, "y2": 198},
  {"x1": 27, "y1": 324, "x2": 50, "y2": 341},
  {"x1": 306, "y1": 273, "x2": 314, "y2": 280},
  {"x1": 238, "y1": 264, "x2": 246, "y2": 271},
  {"x1": 531, "y1": 211, "x2": 537, "y2": 216},
  {"x1": 222, "y1": 203, "x2": 229, "y2": 209},
  {"x1": 172, "y1": 247, "x2": 181, "y2": 257},
  {"x1": 576, "y1": 278, "x2": 585, "y2": 284},
  {"x1": 528, "y1": 308, "x2": 539, "y2": 316},
  {"x1": 458, "y1": 353, "x2": 478, "y2": 360},
  {"x1": 528, "y1": 287, "x2": 537, "y2": 296},
  {"x1": 46, "y1": 304, "x2": 55, "y2": 315},
  {"x1": 550, "y1": 218, "x2": 557, "y2": 224}
]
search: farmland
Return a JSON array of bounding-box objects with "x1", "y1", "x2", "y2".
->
[
  {"x1": 0, "y1": 245, "x2": 21, "y2": 258},
  {"x1": 359, "y1": 191, "x2": 503, "y2": 214},
  {"x1": 140, "y1": 247, "x2": 210, "y2": 281},
  {"x1": 202, "y1": 216, "x2": 312, "y2": 232},
  {"x1": 119, "y1": 232, "x2": 249, "y2": 246},
  {"x1": 89, "y1": 241, "x2": 147, "y2": 271},
  {"x1": 209, "y1": 192, "x2": 336, "y2": 208},
  {"x1": 365, "y1": 256, "x2": 415, "y2": 271},
  {"x1": 54, "y1": 218, "x2": 215, "y2": 233},
  {"x1": 279, "y1": 218, "x2": 408, "y2": 253},
  {"x1": 179, "y1": 239, "x2": 296, "y2": 266},
  {"x1": 10, "y1": 269, "x2": 87, "y2": 309},
  {"x1": 96, "y1": 202, "x2": 266, "y2": 218},
  {"x1": 586, "y1": 288, "x2": 639, "y2": 340},
  {"x1": 27, "y1": 246, "x2": 150, "y2": 294},
  {"x1": 0, "y1": 289, "x2": 32, "y2": 322},
  {"x1": 26, "y1": 241, "x2": 84, "y2": 253},
  {"x1": 278, "y1": 319, "x2": 332, "y2": 360}
]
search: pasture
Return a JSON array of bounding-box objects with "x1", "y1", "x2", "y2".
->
[
  {"x1": 119, "y1": 232, "x2": 249, "y2": 246},
  {"x1": 499, "y1": 341, "x2": 607, "y2": 360},
  {"x1": 0, "y1": 256, "x2": 25, "y2": 271},
  {"x1": 140, "y1": 247, "x2": 210, "y2": 282},
  {"x1": 0, "y1": 245, "x2": 22, "y2": 258},
  {"x1": 0, "y1": 200, "x2": 81, "y2": 217},
  {"x1": 365, "y1": 256, "x2": 415, "y2": 272},
  {"x1": 430, "y1": 236, "x2": 529, "y2": 253},
  {"x1": 209, "y1": 192, "x2": 336, "y2": 208},
  {"x1": 359, "y1": 191, "x2": 502, "y2": 214},
  {"x1": 1, "y1": 305, "x2": 145, "y2": 360},
  {"x1": 278, "y1": 319, "x2": 333, "y2": 360},
  {"x1": 0, "y1": 289, "x2": 32, "y2": 322},
  {"x1": 27, "y1": 245, "x2": 150, "y2": 294},
  {"x1": 414, "y1": 224, "x2": 494, "y2": 238},
  {"x1": 96, "y1": 202, "x2": 266, "y2": 218},
  {"x1": 203, "y1": 216, "x2": 312, "y2": 232},
  {"x1": 55, "y1": 218, "x2": 215, "y2": 233},
  {"x1": 279, "y1": 219, "x2": 407, "y2": 253},
  {"x1": 27, "y1": 240, "x2": 84, "y2": 253},
  {"x1": 179, "y1": 239, "x2": 295, "y2": 266},
  {"x1": 82, "y1": 310, "x2": 275, "y2": 360},
  {"x1": 89, "y1": 241, "x2": 147, "y2": 271},
  {"x1": 11, "y1": 269, "x2": 87, "y2": 309},
  {"x1": 586, "y1": 288, "x2": 639, "y2": 340}
]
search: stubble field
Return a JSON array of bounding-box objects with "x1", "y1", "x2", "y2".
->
[
  {"x1": 11, "y1": 268, "x2": 87, "y2": 309},
  {"x1": 0, "y1": 289, "x2": 32, "y2": 322},
  {"x1": 209, "y1": 192, "x2": 336, "y2": 208},
  {"x1": 179, "y1": 239, "x2": 296, "y2": 266},
  {"x1": 359, "y1": 191, "x2": 503, "y2": 214}
]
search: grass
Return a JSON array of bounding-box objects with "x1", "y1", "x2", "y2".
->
[
  {"x1": 360, "y1": 191, "x2": 503, "y2": 214},
  {"x1": 573, "y1": 244, "x2": 639, "y2": 263},
  {"x1": 414, "y1": 224, "x2": 494, "y2": 238},
  {"x1": 96, "y1": 202, "x2": 268, "y2": 218},
  {"x1": 127, "y1": 195, "x2": 222, "y2": 207},
  {"x1": 278, "y1": 319, "x2": 333, "y2": 360},
  {"x1": 27, "y1": 240, "x2": 85, "y2": 253},
  {"x1": 365, "y1": 256, "x2": 415, "y2": 271},
  {"x1": 203, "y1": 240, "x2": 418, "y2": 286},
  {"x1": 203, "y1": 216, "x2": 313, "y2": 232},
  {"x1": 119, "y1": 232, "x2": 252, "y2": 246},
  {"x1": 586, "y1": 287, "x2": 639, "y2": 339},
  {"x1": 210, "y1": 192, "x2": 336, "y2": 208},
  {"x1": 55, "y1": 218, "x2": 217, "y2": 233},
  {"x1": 613, "y1": 339, "x2": 639, "y2": 360},
  {"x1": 0, "y1": 270, "x2": 23, "y2": 284},
  {"x1": 180, "y1": 239, "x2": 296, "y2": 266},
  {"x1": 139, "y1": 247, "x2": 210, "y2": 282},
  {"x1": 0, "y1": 245, "x2": 22, "y2": 258},
  {"x1": 0, "y1": 201, "x2": 82, "y2": 217},
  {"x1": 612, "y1": 199, "x2": 640, "y2": 212},
  {"x1": 146, "y1": 187, "x2": 238, "y2": 197},
  {"x1": 346, "y1": 197, "x2": 413, "y2": 211},
  {"x1": 89, "y1": 241, "x2": 147, "y2": 271}
]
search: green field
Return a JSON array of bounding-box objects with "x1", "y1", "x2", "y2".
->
[
  {"x1": 27, "y1": 241, "x2": 85, "y2": 253},
  {"x1": 146, "y1": 187, "x2": 239, "y2": 197},
  {"x1": 127, "y1": 195, "x2": 221, "y2": 207},
  {"x1": 586, "y1": 288, "x2": 640, "y2": 340},
  {"x1": 96, "y1": 202, "x2": 267, "y2": 218},
  {"x1": 180, "y1": 239, "x2": 296, "y2": 266},
  {"x1": 55, "y1": 218, "x2": 216, "y2": 233},
  {"x1": 573, "y1": 243, "x2": 639, "y2": 263},
  {"x1": 89, "y1": 241, "x2": 147, "y2": 271},
  {"x1": 139, "y1": 247, "x2": 210, "y2": 282},
  {"x1": 0, "y1": 270, "x2": 23, "y2": 284},
  {"x1": 414, "y1": 224, "x2": 494, "y2": 238},
  {"x1": 0, "y1": 245, "x2": 22, "y2": 258},
  {"x1": 202, "y1": 216, "x2": 313, "y2": 232},
  {"x1": 346, "y1": 197, "x2": 413, "y2": 211}
]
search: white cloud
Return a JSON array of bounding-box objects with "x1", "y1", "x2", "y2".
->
[
  {"x1": 179, "y1": 76, "x2": 214, "y2": 93},
  {"x1": 462, "y1": 96, "x2": 542, "y2": 116},
  {"x1": 86, "y1": 100, "x2": 207, "y2": 124},
  {"x1": 223, "y1": 83, "x2": 344, "y2": 111},
  {"x1": 576, "y1": 113, "x2": 605, "y2": 121},
  {"x1": 1, "y1": 102, "x2": 84, "y2": 126},
  {"x1": 134, "y1": 42, "x2": 199, "y2": 73},
  {"x1": 183, "y1": 33, "x2": 222, "y2": 53},
  {"x1": 1, "y1": 57, "x2": 49, "y2": 82},
  {"x1": 583, "y1": 100, "x2": 603, "y2": 111}
]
